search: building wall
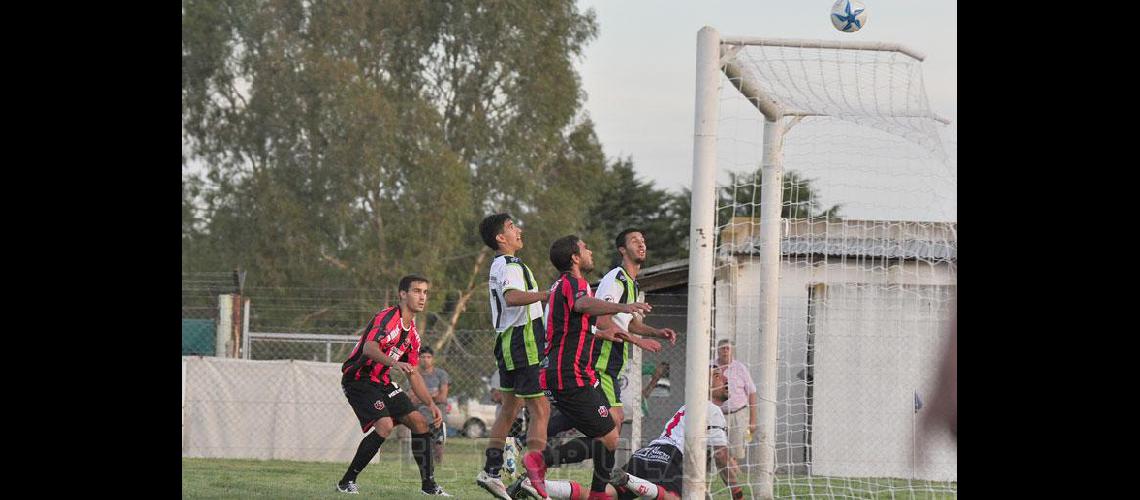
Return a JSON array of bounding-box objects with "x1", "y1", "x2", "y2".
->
[{"x1": 718, "y1": 257, "x2": 957, "y2": 481}]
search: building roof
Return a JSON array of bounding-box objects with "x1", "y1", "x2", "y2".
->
[
  {"x1": 778, "y1": 236, "x2": 956, "y2": 260},
  {"x1": 638, "y1": 218, "x2": 957, "y2": 292},
  {"x1": 720, "y1": 218, "x2": 957, "y2": 261}
]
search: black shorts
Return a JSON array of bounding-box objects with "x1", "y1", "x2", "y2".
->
[
  {"x1": 499, "y1": 363, "x2": 544, "y2": 398},
  {"x1": 543, "y1": 384, "x2": 615, "y2": 438},
  {"x1": 618, "y1": 443, "x2": 684, "y2": 499},
  {"x1": 342, "y1": 380, "x2": 416, "y2": 433},
  {"x1": 495, "y1": 317, "x2": 545, "y2": 398}
]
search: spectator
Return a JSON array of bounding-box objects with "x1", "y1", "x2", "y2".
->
[
  {"x1": 409, "y1": 346, "x2": 450, "y2": 464},
  {"x1": 714, "y1": 339, "x2": 758, "y2": 467}
]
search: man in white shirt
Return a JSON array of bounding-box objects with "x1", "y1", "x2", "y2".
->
[
  {"x1": 510, "y1": 367, "x2": 745, "y2": 500},
  {"x1": 715, "y1": 339, "x2": 758, "y2": 465}
]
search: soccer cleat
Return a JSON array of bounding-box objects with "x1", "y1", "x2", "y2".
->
[
  {"x1": 421, "y1": 483, "x2": 453, "y2": 496},
  {"x1": 521, "y1": 451, "x2": 549, "y2": 499},
  {"x1": 476, "y1": 470, "x2": 512, "y2": 500},
  {"x1": 336, "y1": 480, "x2": 360, "y2": 494},
  {"x1": 507, "y1": 477, "x2": 542, "y2": 500}
]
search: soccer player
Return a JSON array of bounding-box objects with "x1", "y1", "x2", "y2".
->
[
  {"x1": 526, "y1": 235, "x2": 652, "y2": 500},
  {"x1": 476, "y1": 214, "x2": 553, "y2": 500},
  {"x1": 511, "y1": 367, "x2": 745, "y2": 500},
  {"x1": 337, "y1": 275, "x2": 451, "y2": 496},
  {"x1": 591, "y1": 228, "x2": 678, "y2": 430}
]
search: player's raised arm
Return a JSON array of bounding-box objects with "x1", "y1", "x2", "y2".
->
[
  {"x1": 572, "y1": 295, "x2": 651, "y2": 317},
  {"x1": 503, "y1": 288, "x2": 550, "y2": 307},
  {"x1": 596, "y1": 313, "x2": 662, "y2": 352}
]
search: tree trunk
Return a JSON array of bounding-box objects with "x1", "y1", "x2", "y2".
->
[{"x1": 434, "y1": 247, "x2": 491, "y2": 352}]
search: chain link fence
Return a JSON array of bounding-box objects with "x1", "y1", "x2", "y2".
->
[
  {"x1": 181, "y1": 274, "x2": 690, "y2": 456},
  {"x1": 183, "y1": 278, "x2": 519, "y2": 463}
]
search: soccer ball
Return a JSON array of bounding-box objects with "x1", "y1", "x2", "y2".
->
[{"x1": 830, "y1": 0, "x2": 868, "y2": 33}]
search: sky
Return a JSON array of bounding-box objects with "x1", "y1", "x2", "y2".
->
[{"x1": 573, "y1": 0, "x2": 957, "y2": 219}]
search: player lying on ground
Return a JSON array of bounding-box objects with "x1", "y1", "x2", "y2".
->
[{"x1": 510, "y1": 366, "x2": 744, "y2": 500}]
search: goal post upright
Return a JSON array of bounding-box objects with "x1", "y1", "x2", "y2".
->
[
  {"x1": 687, "y1": 25, "x2": 790, "y2": 500},
  {"x1": 681, "y1": 25, "x2": 721, "y2": 500},
  {"x1": 754, "y1": 116, "x2": 785, "y2": 500}
]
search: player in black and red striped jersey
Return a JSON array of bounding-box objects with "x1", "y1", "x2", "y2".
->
[
  {"x1": 521, "y1": 235, "x2": 651, "y2": 500},
  {"x1": 336, "y1": 275, "x2": 451, "y2": 496}
]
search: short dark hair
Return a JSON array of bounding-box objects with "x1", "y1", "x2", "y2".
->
[
  {"x1": 615, "y1": 228, "x2": 643, "y2": 250},
  {"x1": 419, "y1": 345, "x2": 434, "y2": 355},
  {"x1": 398, "y1": 274, "x2": 430, "y2": 292},
  {"x1": 549, "y1": 235, "x2": 582, "y2": 273},
  {"x1": 479, "y1": 213, "x2": 513, "y2": 251}
]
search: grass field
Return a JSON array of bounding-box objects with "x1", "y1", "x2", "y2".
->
[{"x1": 183, "y1": 438, "x2": 955, "y2": 499}]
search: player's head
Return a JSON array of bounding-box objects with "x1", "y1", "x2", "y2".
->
[
  {"x1": 419, "y1": 345, "x2": 434, "y2": 368},
  {"x1": 710, "y1": 366, "x2": 729, "y2": 403},
  {"x1": 479, "y1": 213, "x2": 523, "y2": 253},
  {"x1": 615, "y1": 228, "x2": 647, "y2": 266},
  {"x1": 550, "y1": 235, "x2": 595, "y2": 274},
  {"x1": 398, "y1": 274, "x2": 431, "y2": 313},
  {"x1": 717, "y1": 338, "x2": 734, "y2": 364}
]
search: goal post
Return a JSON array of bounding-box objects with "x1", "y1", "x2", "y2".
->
[
  {"x1": 683, "y1": 26, "x2": 956, "y2": 499},
  {"x1": 681, "y1": 25, "x2": 721, "y2": 499}
]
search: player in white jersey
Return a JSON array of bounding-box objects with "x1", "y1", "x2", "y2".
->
[
  {"x1": 477, "y1": 213, "x2": 552, "y2": 500},
  {"x1": 510, "y1": 367, "x2": 744, "y2": 500},
  {"x1": 591, "y1": 229, "x2": 677, "y2": 431}
]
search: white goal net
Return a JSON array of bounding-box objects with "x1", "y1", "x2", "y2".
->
[{"x1": 683, "y1": 29, "x2": 956, "y2": 499}]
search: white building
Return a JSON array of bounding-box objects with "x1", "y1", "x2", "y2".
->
[{"x1": 638, "y1": 218, "x2": 957, "y2": 482}]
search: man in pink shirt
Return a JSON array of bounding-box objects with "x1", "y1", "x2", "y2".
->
[{"x1": 715, "y1": 339, "x2": 757, "y2": 464}]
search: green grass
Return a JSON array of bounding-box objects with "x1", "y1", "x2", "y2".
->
[
  {"x1": 183, "y1": 438, "x2": 592, "y2": 499},
  {"x1": 183, "y1": 438, "x2": 956, "y2": 499}
]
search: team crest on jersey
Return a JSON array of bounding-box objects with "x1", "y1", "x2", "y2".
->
[
  {"x1": 598, "y1": 406, "x2": 609, "y2": 418},
  {"x1": 374, "y1": 400, "x2": 386, "y2": 411}
]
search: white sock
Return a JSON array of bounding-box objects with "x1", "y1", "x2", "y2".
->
[
  {"x1": 543, "y1": 480, "x2": 576, "y2": 500},
  {"x1": 623, "y1": 473, "x2": 660, "y2": 499}
]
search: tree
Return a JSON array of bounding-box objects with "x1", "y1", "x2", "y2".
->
[
  {"x1": 717, "y1": 168, "x2": 842, "y2": 223},
  {"x1": 182, "y1": 1, "x2": 603, "y2": 384},
  {"x1": 581, "y1": 158, "x2": 689, "y2": 275}
]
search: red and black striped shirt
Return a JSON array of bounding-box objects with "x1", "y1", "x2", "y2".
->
[
  {"x1": 341, "y1": 306, "x2": 421, "y2": 386},
  {"x1": 540, "y1": 273, "x2": 598, "y2": 391}
]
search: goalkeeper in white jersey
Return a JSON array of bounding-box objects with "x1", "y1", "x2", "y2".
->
[{"x1": 510, "y1": 366, "x2": 744, "y2": 500}]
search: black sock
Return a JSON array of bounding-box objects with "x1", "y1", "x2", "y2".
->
[
  {"x1": 542, "y1": 436, "x2": 593, "y2": 467},
  {"x1": 341, "y1": 432, "x2": 385, "y2": 485},
  {"x1": 411, "y1": 432, "x2": 436, "y2": 489},
  {"x1": 590, "y1": 440, "x2": 615, "y2": 493},
  {"x1": 484, "y1": 447, "x2": 504, "y2": 476}
]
